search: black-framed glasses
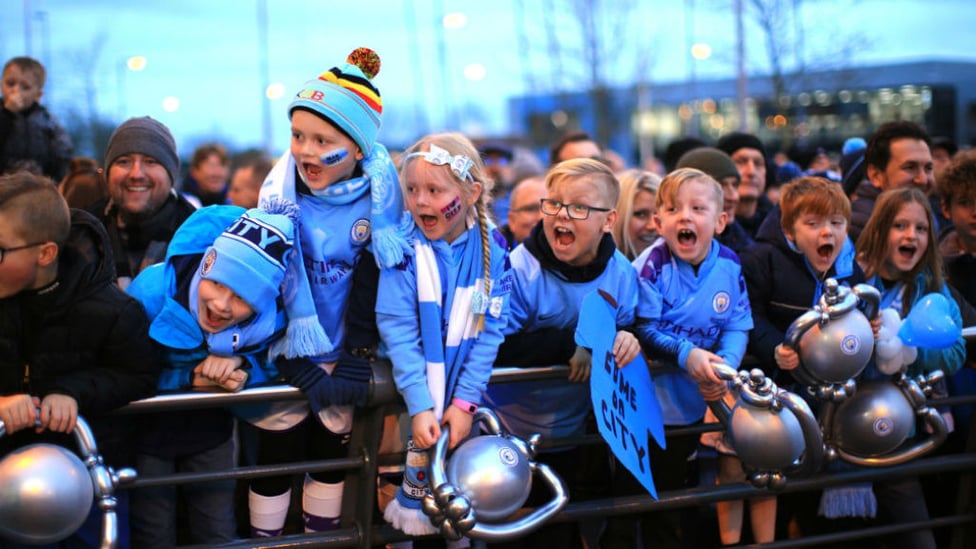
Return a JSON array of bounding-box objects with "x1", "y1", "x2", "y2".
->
[
  {"x1": 540, "y1": 198, "x2": 611, "y2": 220},
  {"x1": 0, "y1": 242, "x2": 45, "y2": 263}
]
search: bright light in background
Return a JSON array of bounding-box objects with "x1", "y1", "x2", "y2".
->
[
  {"x1": 463, "y1": 63, "x2": 486, "y2": 81},
  {"x1": 690, "y1": 43, "x2": 711, "y2": 60},
  {"x1": 265, "y1": 82, "x2": 286, "y2": 100},
  {"x1": 162, "y1": 96, "x2": 180, "y2": 112},
  {"x1": 126, "y1": 55, "x2": 147, "y2": 71},
  {"x1": 442, "y1": 12, "x2": 467, "y2": 29}
]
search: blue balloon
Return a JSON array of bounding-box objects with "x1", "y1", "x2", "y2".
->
[{"x1": 898, "y1": 293, "x2": 961, "y2": 349}]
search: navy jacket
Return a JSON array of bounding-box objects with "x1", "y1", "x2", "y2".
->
[{"x1": 740, "y1": 206, "x2": 865, "y2": 384}]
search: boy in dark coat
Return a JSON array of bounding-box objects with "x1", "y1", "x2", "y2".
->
[{"x1": 0, "y1": 171, "x2": 160, "y2": 547}]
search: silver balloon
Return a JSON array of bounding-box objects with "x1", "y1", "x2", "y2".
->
[
  {"x1": 831, "y1": 381, "x2": 914, "y2": 457},
  {"x1": 446, "y1": 435, "x2": 532, "y2": 522},
  {"x1": 0, "y1": 443, "x2": 94, "y2": 544},
  {"x1": 785, "y1": 280, "x2": 880, "y2": 385},
  {"x1": 423, "y1": 408, "x2": 569, "y2": 542}
]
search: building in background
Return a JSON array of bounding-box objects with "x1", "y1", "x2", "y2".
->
[{"x1": 509, "y1": 60, "x2": 976, "y2": 165}]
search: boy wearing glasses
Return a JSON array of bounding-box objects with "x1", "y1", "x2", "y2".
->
[
  {"x1": 483, "y1": 158, "x2": 640, "y2": 548},
  {"x1": 0, "y1": 172, "x2": 159, "y2": 545}
]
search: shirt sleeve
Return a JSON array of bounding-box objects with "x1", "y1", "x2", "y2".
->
[{"x1": 376, "y1": 260, "x2": 433, "y2": 416}]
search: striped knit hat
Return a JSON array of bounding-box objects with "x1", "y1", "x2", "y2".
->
[{"x1": 289, "y1": 48, "x2": 383, "y2": 156}]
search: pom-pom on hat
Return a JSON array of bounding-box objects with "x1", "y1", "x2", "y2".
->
[{"x1": 290, "y1": 47, "x2": 383, "y2": 156}]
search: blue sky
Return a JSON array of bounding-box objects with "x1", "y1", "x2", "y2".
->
[{"x1": 3, "y1": 0, "x2": 975, "y2": 157}]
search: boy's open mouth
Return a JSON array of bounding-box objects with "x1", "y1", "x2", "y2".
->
[
  {"x1": 677, "y1": 228, "x2": 696, "y2": 246},
  {"x1": 205, "y1": 307, "x2": 228, "y2": 328},
  {"x1": 304, "y1": 163, "x2": 322, "y2": 178},
  {"x1": 817, "y1": 243, "x2": 834, "y2": 259},
  {"x1": 555, "y1": 227, "x2": 575, "y2": 246}
]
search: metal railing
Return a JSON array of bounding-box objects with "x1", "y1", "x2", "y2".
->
[{"x1": 107, "y1": 351, "x2": 976, "y2": 549}]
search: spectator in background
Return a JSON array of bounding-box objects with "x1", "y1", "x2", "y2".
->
[
  {"x1": 662, "y1": 136, "x2": 706, "y2": 173},
  {"x1": 479, "y1": 141, "x2": 517, "y2": 223},
  {"x1": 0, "y1": 56, "x2": 73, "y2": 180},
  {"x1": 501, "y1": 175, "x2": 547, "y2": 249},
  {"x1": 931, "y1": 135, "x2": 958, "y2": 182},
  {"x1": 613, "y1": 169, "x2": 661, "y2": 260},
  {"x1": 849, "y1": 120, "x2": 934, "y2": 242},
  {"x1": 550, "y1": 130, "x2": 602, "y2": 165},
  {"x1": 717, "y1": 132, "x2": 771, "y2": 239},
  {"x1": 227, "y1": 153, "x2": 273, "y2": 209},
  {"x1": 181, "y1": 142, "x2": 231, "y2": 208},
  {"x1": 59, "y1": 156, "x2": 108, "y2": 209},
  {"x1": 88, "y1": 116, "x2": 196, "y2": 289},
  {"x1": 677, "y1": 147, "x2": 753, "y2": 255},
  {"x1": 602, "y1": 148, "x2": 628, "y2": 172}
]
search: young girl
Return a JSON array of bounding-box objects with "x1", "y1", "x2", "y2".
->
[
  {"x1": 612, "y1": 168, "x2": 661, "y2": 260},
  {"x1": 377, "y1": 133, "x2": 511, "y2": 536},
  {"x1": 854, "y1": 186, "x2": 965, "y2": 549},
  {"x1": 856, "y1": 187, "x2": 965, "y2": 379},
  {"x1": 252, "y1": 47, "x2": 412, "y2": 537}
]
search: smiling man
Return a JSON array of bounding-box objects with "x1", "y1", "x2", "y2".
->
[
  {"x1": 849, "y1": 120, "x2": 934, "y2": 242},
  {"x1": 88, "y1": 116, "x2": 196, "y2": 289}
]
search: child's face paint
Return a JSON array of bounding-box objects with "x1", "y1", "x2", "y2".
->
[
  {"x1": 441, "y1": 195, "x2": 462, "y2": 221},
  {"x1": 289, "y1": 110, "x2": 360, "y2": 192},
  {"x1": 403, "y1": 161, "x2": 473, "y2": 244},
  {"x1": 197, "y1": 279, "x2": 255, "y2": 334}
]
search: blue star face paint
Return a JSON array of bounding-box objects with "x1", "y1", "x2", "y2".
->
[
  {"x1": 321, "y1": 148, "x2": 349, "y2": 166},
  {"x1": 441, "y1": 195, "x2": 463, "y2": 220}
]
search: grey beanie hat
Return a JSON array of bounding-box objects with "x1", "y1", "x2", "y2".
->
[
  {"x1": 104, "y1": 116, "x2": 179, "y2": 184},
  {"x1": 677, "y1": 147, "x2": 740, "y2": 183}
]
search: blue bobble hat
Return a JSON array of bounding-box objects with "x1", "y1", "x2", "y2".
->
[{"x1": 290, "y1": 48, "x2": 383, "y2": 156}]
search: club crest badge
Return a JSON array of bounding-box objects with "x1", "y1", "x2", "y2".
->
[
  {"x1": 351, "y1": 218, "x2": 370, "y2": 244},
  {"x1": 201, "y1": 248, "x2": 217, "y2": 276},
  {"x1": 712, "y1": 291, "x2": 730, "y2": 314}
]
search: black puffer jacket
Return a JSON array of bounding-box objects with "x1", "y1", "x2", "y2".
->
[
  {"x1": 0, "y1": 209, "x2": 160, "y2": 464},
  {"x1": 0, "y1": 101, "x2": 73, "y2": 180},
  {"x1": 740, "y1": 206, "x2": 865, "y2": 384}
]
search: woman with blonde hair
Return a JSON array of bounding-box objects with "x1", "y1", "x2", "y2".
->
[{"x1": 613, "y1": 169, "x2": 662, "y2": 260}]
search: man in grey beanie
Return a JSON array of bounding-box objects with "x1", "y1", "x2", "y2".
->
[{"x1": 88, "y1": 116, "x2": 196, "y2": 289}]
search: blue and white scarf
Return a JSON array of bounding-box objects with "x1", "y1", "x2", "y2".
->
[
  {"x1": 384, "y1": 223, "x2": 492, "y2": 535},
  {"x1": 259, "y1": 145, "x2": 411, "y2": 359},
  {"x1": 260, "y1": 143, "x2": 412, "y2": 270}
]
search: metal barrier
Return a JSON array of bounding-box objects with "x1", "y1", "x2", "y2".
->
[{"x1": 112, "y1": 348, "x2": 976, "y2": 548}]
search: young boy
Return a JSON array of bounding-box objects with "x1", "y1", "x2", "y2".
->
[
  {"x1": 618, "y1": 167, "x2": 753, "y2": 549},
  {"x1": 253, "y1": 47, "x2": 410, "y2": 537},
  {"x1": 0, "y1": 172, "x2": 160, "y2": 546},
  {"x1": 740, "y1": 175, "x2": 863, "y2": 541},
  {"x1": 741, "y1": 176, "x2": 863, "y2": 383},
  {"x1": 484, "y1": 157, "x2": 641, "y2": 548},
  {"x1": 125, "y1": 200, "x2": 317, "y2": 547},
  {"x1": 1, "y1": 56, "x2": 73, "y2": 180}
]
